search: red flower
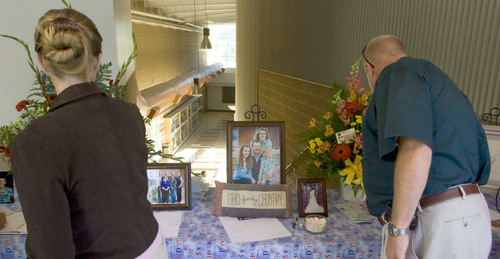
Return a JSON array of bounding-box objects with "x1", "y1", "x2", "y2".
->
[
  {"x1": 0, "y1": 146, "x2": 9, "y2": 158},
  {"x1": 16, "y1": 100, "x2": 29, "y2": 112},
  {"x1": 109, "y1": 80, "x2": 114, "y2": 86},
  {"x1": 330, "y1": 143, "x2": 352, "y2": 162},
  {"x1": 44, "y1": 94, "x2": 57, "y2": 106},
  {"x1": 344, "y1": 102, "x2": 362, "y2": 117}
]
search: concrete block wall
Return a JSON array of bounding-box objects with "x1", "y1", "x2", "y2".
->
[
  {"x1": 257, "y1": 69, "x2": 338, "y2": 182},
  {"x1": 132, "y1": 23, "x2": 205, "y2": 91}
]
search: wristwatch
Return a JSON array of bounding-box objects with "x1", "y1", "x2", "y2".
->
[{"x1": 387, "y1": 223, "x2": 409, "y2": 236}]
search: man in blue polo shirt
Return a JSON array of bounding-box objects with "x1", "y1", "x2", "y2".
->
[{"x1": 361, "y1": 35, "x2": 491, "y2": 258}]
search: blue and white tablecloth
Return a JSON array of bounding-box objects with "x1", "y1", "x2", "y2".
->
[{"x1": 2, "y1": 189, "x2": 500, "y2": 258}]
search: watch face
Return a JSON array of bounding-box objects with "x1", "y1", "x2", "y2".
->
[
  {"x1": 388, "y1": 224, "x2": 396, "y2": 235},
  {"x1": 388, "y1": 223, "x2": 408, "y2": 236}
]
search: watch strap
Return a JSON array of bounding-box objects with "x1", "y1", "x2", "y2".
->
[{"x1": 388, "y1": 223, "x2": 409, "y2": 236}]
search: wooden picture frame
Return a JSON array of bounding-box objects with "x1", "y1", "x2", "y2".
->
[
  {"x1": 146, "y1": 163, "x2": 191, "y2": 210},
  {"x1": 0, "y1": 171, "x2": 14, "y2": 204},
  {"x1": 226, "y1": 121, "x2": 285, "y2": 185},
  {"x1": 297, "y1": 178, "x2": 328, "y2": 217}
]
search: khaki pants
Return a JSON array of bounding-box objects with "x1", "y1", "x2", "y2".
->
[{"x1": 381, "y1": 189, "x2": 491, "y2": 258}]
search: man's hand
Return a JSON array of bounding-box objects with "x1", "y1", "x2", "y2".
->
[{"x1": 385, "y1": 235, "x2": 409, "y2": 259}]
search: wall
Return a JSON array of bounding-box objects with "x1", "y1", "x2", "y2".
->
[
  {"x1": 241, "y1": 0, "x2": 500, "y2": 117},
  {"x1": 132, "y1": 23, "x2": 205, "y2": 92},
  {"x1": 207, "y1": 68, "x2": 235, "y2": 111},
  {"x1": 257, "y1": 69, "x2": 339, "y2": 180}
]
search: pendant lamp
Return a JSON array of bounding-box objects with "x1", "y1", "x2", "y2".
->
[
  {"x1": 200, "y1": 27, "x2": 212, "y2": 50},
  {"x1": 200, "y1": 0, "x2": 212, "y2": 50}
]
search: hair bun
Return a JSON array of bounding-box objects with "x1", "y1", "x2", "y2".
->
[{"x1": 35, "y1": 8, "x2": 102, "y2": 80}]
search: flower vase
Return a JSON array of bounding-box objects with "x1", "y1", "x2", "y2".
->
[{"x1": 340, "y1": 184, "x2": 363, "y2": 202}]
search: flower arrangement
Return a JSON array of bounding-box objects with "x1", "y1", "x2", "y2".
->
[
  {"x1": 299, "y1": 58, "x2": 372, "y2": 198},
  {"x1": 0, "y1": 17, "x2": 181, "y2": 170}
]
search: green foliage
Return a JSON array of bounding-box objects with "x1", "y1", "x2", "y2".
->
[{"x1": 61, "y1": 0, "x2": 72, "y2": 8}]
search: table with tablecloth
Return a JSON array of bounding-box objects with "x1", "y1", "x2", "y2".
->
[{"x1": 1, "y1": 188, "x2": 500, "y2": 258}]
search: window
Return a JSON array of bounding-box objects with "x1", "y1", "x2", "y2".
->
[{"x1": 207, "y1": 24, "x2": 236, "y2": 68}]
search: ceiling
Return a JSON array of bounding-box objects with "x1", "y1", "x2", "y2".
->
[{"x1": 130, "y1": 0, "x2": 236, "y2": 28}]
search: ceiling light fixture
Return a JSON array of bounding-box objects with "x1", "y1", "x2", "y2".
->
[{"x1": 200, "y1": 0, "x2": 212, "y2": 50}]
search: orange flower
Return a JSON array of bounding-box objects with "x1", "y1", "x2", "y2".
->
[
  {"x1": 314, "y1": 161, "x2": 323, "y2": 168},
  {"x1": 309, "y1": 118, "x2": 317, "y2": 128},
  {"x1": 330, "y1": 143, "x2": 352, "y2": 162},
  {"x1": 323, "y1": 112, "x2": 333, "y2": 120},
  {"x1": 0, "y1": 146, "x2": 9, "y2": 158},
  {"x1": 16, "y1": 100, "x2": 29, "y2": 112},
  {"x1": 344, "y1": 101, "x2": 361, "y2": 117},
  {"x1": 324, "y1": 125, "x2": 334, "y2": 137}
]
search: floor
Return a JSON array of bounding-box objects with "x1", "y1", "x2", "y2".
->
[{"x1": 163, "y1": 111, "x2": 235, "y2": 186}]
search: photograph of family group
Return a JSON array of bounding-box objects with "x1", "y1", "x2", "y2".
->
[
  {"x1": 226, "y1": 121, "x2": 285, "y2": 185},
  {"x1": 146, "y1": 163, "x2": 191, "y2": 210}
]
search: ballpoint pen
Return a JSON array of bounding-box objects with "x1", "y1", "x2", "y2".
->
[{"x1": 291, "y1": 217, "x2": 298, "y2": 235}]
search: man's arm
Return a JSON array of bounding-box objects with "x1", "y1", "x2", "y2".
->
[{"x1": 386, "y1": 136, "x2": 432, "y2": 259}]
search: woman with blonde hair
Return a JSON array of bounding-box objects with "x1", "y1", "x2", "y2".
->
[
  {"x1": 232, "y1": 144, "x2": 255, "y2": 184},
  {"x1": 11, "y1": 8, "x2": 167, "y2": 258}
]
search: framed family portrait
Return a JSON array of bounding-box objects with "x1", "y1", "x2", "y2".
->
[
  {"x1": 0, "y1": 171, "x2": 14, "y2": 204},
  {"x1": 297, "y1": 178, "x2": 328, "y2": 217},
  {"x1": 226, "y1": 121, "x2": 285, "y2": 185},
  {"x1": 146, "y1": 163, "x2": 191, "y2": 210}
]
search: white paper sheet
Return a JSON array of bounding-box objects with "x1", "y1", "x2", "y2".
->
[
  {"x1": 491, "y1": 208, "x2": 500, "y2": 221},
  {"x1": 153, "y1": 210, "x2": 183, "y2": 238},
  {"x1": 219, "y1": 217, "x2": 291, "y2": 244},
  {"x1": 0, "y1": 207, "x2": 27, "y2": 234},
  {"x1": 335, "y1": 201, "x2": 373, "y2": 223}
]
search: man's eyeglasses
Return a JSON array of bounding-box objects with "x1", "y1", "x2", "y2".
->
[{"x1": 362, "y1": 45, "x2": 375, "y2": 68}]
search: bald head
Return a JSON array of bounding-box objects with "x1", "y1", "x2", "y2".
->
[{"x1": 364, "y1": 35, "x2": 407, "y2": 68}]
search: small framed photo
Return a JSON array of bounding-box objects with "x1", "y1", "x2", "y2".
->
[
  {"x1": 297, "y1": 178, "x2": 328, "y2": 217},
  {"x1": 0, "y1": 171, "x2": 14, "y2": 204},
  {"x1": 226, "y1": 121, "x2": 285, "y2": 185},
  {"x1": 146, "y1": 163, "x2": 191, "y2": 210}
]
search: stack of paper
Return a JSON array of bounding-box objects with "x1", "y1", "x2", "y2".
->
[
  {"x1": 219, "y1": 217, "x2": 291, "y2": 243},
  {"x1": 0, "y1": 207, "x2": 27, "y2": 234},
  {"x1": 335, "y1": 201, "x2": 373, "y2": 223},
  {"x1": 154, "y1": 210, "x2": 183, "y2": 238}
]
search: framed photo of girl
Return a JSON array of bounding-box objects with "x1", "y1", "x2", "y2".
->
[
  {"x1": 146, "y1": 163, "x2": 191, "y2": 210},
  {"x1": 226, "y1": 121, "x2": 285, "y2": 185},
  {"x1": 297, "y1": 178, "x2": 328, "y2": 217}
]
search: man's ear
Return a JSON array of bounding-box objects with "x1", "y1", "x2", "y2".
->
[{"x1": 35, "y1": 52, "x2": 48, "y2": 72}]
